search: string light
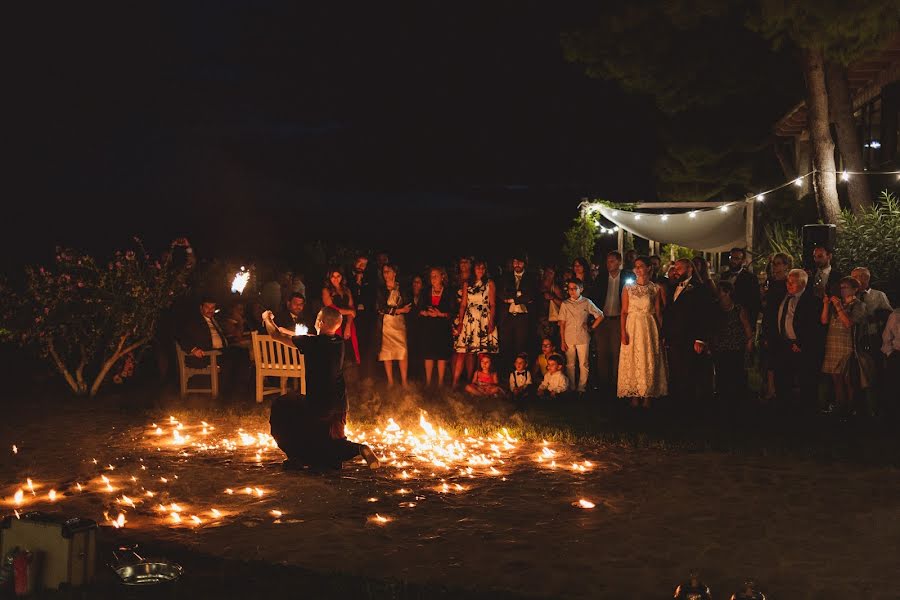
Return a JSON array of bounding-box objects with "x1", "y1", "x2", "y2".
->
[
  {"x1": 634, "y1": 214, "x2": 641, "y2": 220},
  {"x1": 720, "y1": 204, "x2": 729, "y2": 212},
  {"x1": 689, "y1": 211, "x2": 697, "y2": 218},
  {"x1": 661, "y1": 214, "x2": 669, "y2": 221},
  {"x1": 841, "y1": 171, "x2": 850, "y2": 181},
  {"x1": 756, "y1": 194, "x2": 765, "y2": 202},
  {"x1": 793, "y1": 177, "x2": 803, "y2": 187}
]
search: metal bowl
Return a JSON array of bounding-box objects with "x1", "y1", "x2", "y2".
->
[{"x1": 113, "y1": 561, "x2": 183, "y2": 586}]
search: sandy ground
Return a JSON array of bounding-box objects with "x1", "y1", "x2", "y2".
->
[{"x1": 2, "y1": 400, "x2": 900, "y2": 599}]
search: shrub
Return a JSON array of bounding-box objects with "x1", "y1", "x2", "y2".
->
[{"x1": 836, "y1": 190, "x2": 900, "y2": 301}]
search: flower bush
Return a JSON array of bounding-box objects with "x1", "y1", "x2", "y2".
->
[{"x1": 9, "y1": 238, "x2": 194, "y2": 396}]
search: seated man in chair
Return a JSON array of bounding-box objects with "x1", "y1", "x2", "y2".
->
[
  {"x1": 177, "y1": 295, "x2": 248, "y2": 398},
  {"x1": 262, "y1": 305, "x2": 379, "y2": 471}
]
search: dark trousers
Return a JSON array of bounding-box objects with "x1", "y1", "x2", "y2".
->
[
  {"x1": 270, "y1": 393, "x2": 361, "y2": 469},
  {"x1": 773, "y1": 342, "x2": 820, "y2": 413},
  {"x1": 355, "y1": 313, "x2": 376, "y2": 379},
  {"x1": 188, "y1": 346, "x2": 250, "y2": 398},
  {"x1": 668, "y1": 344, "x2": 713, "y2": 409},
  {"x1": 500, "y1": 314, "x2": 531, "y2": 374},
  {"x1": 592, "y1": 317, "x2": 621, "y2": 395}
]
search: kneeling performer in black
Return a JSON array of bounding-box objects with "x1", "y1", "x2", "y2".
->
[{"x1": 262, "y1": 306, "x2": 380, "y2": 470}]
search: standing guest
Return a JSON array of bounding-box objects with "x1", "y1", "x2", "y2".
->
[
  {"x1": 649, "y1": 255, "x2": 671, "y2": 306},
  {"x1": 464, "y1": 354, "x2": 504, "y2": 397},
  {"x1": 623, "y1": 249, "x2": 637, "y2": 271},
  {"x1": 537, "y1": 354, "x2": 569, "y2": 397},
  {"x1": 881, "y1": 306, "x2": 900, "y2": 416},
  {"x1": 376, "y1": 263, "x2": 411, "y2": 388},
  {"x1": 711, "y1": 281, "x2": 754, "y2": 410},
  {"x1": 820, "y1": 276, "x2": 867, "y2": 415},
  {"x1": 453, "y1": 260, "x2": 499, "y2": 385},
  {"x1": 275, "y1": 293, "x2": 314, "y2": 334},
  {"x1": 692, "y1": 256, "x2": 717, "y2": 295},
  {"x1": 222, "y1": 300, "x2": 249, "y2": 345},
  {"x1": 852, "y1": 266, "x2": 893, "y2": 410},
  {"x1": 322, "y1": 268, "x2": 358, "y2": 364},
  {"x1": 406, "y1": 274, "x2": 426, "y2": 381},
  {"x1": 772, "y1": 269, "x2": 825, "y2": 412},
  {"x1": 558, "y1": 279, "x2": 604, "y2": 395},
  {"x1": 509, "y1": 353, "x2": 535, "y2": 406},
  {"x1": 451, "y1": 257, "x2": 475, "y2": 387},
  {"x1": 499, "y1": 253, "x2": 537, "y2": 376},
  {"x1": 290, "y1": 272, "x2": 307, "y2": 299},
  {"x1": 261, "y1": 307, "x2": 380, "y2": 471},
  {"x1": 618, "y1": 256, "x2": 667, "y2": 407},
  {"x1": 420, "y1": 267, "x2": 455, "y2": 387},
  {"x1": 374, "y1": 251, "x2": 390, "y2": 285},
  {"x1": 178, "y1": 296, "x2": 248, "y2": 399},
  {"x1": 663, "y1": 258, "x2": 715, "y2": 408},
  {"x1": 723, "y1": 248, "x2": 761, "y2": 328},
  {"x1": 572, "y1": 257, "x2": 593, "y2": 289},
  {"x1": 260, "y1": 277, "x2": 282, "y2": 314},
  {"x1": 533, "y1": 338, "x2": 556, "y2": 382},
  {"x1": 809, "y1": 245, "x2": 845, "y2": 298},
  {"x1": 348, "y1": 254, "x2": 376, "y2": 380},
  {"x1": 590, "y1": 251, "x2": 632, "y2": 396},
  {"x1": 538, "y1": 265, "x2": 561, "y2": 344},
  {"x1": 760, "y1": 253, "x2": 793, "y2": 401}
]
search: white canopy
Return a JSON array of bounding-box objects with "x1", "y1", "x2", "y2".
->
[{"x1": 596, "y1": 204, "x2": 747, "y2": 252}]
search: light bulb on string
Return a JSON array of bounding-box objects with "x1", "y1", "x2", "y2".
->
[
  {"x1": 841, "y1": 171, "x2": 850, "y2": 182},
  {"x1": 793, "y1": 177, "x2": 803, "y2": 187},
  {"x1": 661, "y1": 214, "x2": 669, "y2": 221},
  {"x1": 611, "y1": 211, "x2": 618, "y2": 216},
  {"x1": 689, "y1": 212, "x2": 697, "y2": 219},
  {"x1": 634, "y1": 214, "x2": 641, "y2": 220},
  {"x1": 720, "y1": 204, "x2": 729, "y2": 212},
  {"x1": 756, "y1": 194, "x2": 765, "y2": 202}
]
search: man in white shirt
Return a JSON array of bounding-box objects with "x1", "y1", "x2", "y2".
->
[
  {"x1": 558, "y1": 279, "x2": 604, "y2": 393},
  {"x1": 589, "y1": 251, "x2": 632, "y2": 396}
]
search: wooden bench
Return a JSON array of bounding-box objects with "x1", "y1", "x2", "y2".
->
[
  {"x1": 250, "y1": 332, "x2": 306, "y2": 403},
  {"x1": 175, "y1": 343, "x2": 221, "y2": 399}
]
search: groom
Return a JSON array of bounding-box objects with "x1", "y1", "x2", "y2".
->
[{"x1": 663, "y1": 258, "x2": 715, "y2": 408}]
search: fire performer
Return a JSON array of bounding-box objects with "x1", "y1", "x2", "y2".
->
[{"x1": 262, "y1": 306, "x2": 380, "y2": 471}]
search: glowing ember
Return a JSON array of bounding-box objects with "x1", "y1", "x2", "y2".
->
[
  {"x1": 270, "y1": 510, "x2": 283, "y2": 518},
  {"x1": 12, "y1": 445, "x2": 17, "y2": 454},
  {"x1": 13, "y1": 489, "x2": 24, "y2": 505},
  {"x1": 190, "y1": 515, "x2": 202, "y2": 526},
  {"x1": 48, "y1": 490, "x2": 57, "y2": 502},
  {"x1": 225, "y1": 488, "x2": 234, "y2": 495},
  {"x1": 26, "y1": 478, "x2": 34, "y2": 494},
  {"x1": 574, "y1": 499, "x2": 596, "y2": 509},
  {"x1": 210, "y1": 509, "x2": 222, "y2": 518},
  {"x1": 111, "y1": 513, "x2": 126, "y2": 528},
  {"x1": 170, "y1": 512, "x2": 181, "y2": 524},
  {"x1": 75, "y1": 483, "x2": 83, "y2": 492},
  {"x1": 230, "y1": 267, "x2": 250, "y2": 294},
  {"x1": 368, "y1": 513, "x2": 390, "y2": 525}
]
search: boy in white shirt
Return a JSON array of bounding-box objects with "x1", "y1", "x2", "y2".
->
[
  {"x1": 557, "y1": 279, "x2": 604, "y2": 393},
  {"x1": 537, "y1": 354, "x2": 569, "y2": 397}
]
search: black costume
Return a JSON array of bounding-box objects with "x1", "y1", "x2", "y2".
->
[
  {"x1": 498, "y1": 269, "x2": 538, "y2": 374},
  {"x1": 269, "y1": 333, "x2": 362, "y2": 469}
]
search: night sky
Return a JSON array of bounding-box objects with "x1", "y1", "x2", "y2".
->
[{"x1": 8, "y1": 2, "x2": 665, "y2": 269}]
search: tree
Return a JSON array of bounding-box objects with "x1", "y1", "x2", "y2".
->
[
  {"x1": 11, "y1": 238, "x2": 195, "y2": 397},
  {"x1": 562, "y1": 213, "x2": 597, "y2": 264},
  {"x1": 750, "y1": 0, "x2": 900, "y2": 220},
  {"x1": 562, "y1": 1, "x2": 800, "y2": 202}
]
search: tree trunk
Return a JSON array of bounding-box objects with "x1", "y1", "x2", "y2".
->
[
  {"x1": 826, "y1": 61, "x2": 872, "y2": 213},
  {"x1": 89, "y1": 336, "x2": 148, "y2": 397},
  {"x1": 803, "y1": 47, "x2": 842, "y2": 226}
]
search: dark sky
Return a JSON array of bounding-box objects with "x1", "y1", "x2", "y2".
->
[{"x1": 7, "y1": 2, "x2": 660, "y2": 269}]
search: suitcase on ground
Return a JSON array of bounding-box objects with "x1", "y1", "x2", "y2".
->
[{"x1": 0, "y1": 512, "x2": 97, "y2": 590}]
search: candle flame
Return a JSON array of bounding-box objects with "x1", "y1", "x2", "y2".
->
[
  {"x1": 48, "y1": 489, "x2": 57, "y2": 502},
  {"x1": 576, "y1": 499, "x2": 595, "y2": 509}
]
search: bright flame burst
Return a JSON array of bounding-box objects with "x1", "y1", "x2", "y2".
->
[
  {"x1": 230, "y1": 267, "x2": 250, "y2": 294},
  {"x1": 3, "y1": 411, "x2": 600, "y2": 531}
]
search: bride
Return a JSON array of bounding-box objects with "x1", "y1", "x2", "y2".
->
[{"x1": 617, "y1": 255, "x2": 668, "y2": 406}]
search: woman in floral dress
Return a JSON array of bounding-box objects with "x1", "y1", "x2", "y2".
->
[{"x1": 453, "y1": 260, "x2": 498, "y2": 386}]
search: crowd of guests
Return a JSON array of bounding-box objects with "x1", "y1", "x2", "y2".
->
[{"x1": 174, "y1": 246, "x2": 899, "y2": 417}]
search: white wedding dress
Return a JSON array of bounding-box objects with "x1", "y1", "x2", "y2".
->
[{"x1": 617, "y1": 282, "x2": 668, "y2": 398}]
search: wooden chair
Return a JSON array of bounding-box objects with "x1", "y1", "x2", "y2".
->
[
  {"x1": 175, "y1": 343, "x2": 221, "y2": 399},
  {"x1": 250, "y1": 332, "x2": 306, "y2": 403}
]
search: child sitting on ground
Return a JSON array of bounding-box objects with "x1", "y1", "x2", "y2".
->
[
  {"x1": 465, "y1": 353, "x2": 505, "y2": 397},
  {"x1": 533, "y1": 338, "x2": 556, "y2": 382},
  {"x1": 537, "y1": 354, "x2": 569, "y2": 398},
  {"x1": 509, "y1": 353, "x2": 535, "y2": 405}
]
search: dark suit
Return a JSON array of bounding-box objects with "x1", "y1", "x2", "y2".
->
[
  {"x1": 499, "y1": 270, "x2": 538, "y2": 373},
  {"x1": 772, "y1": 288, "x2": 825, "y2": 411},
  {"x1": 177, "y1": 313, "x2": 247, "y2": 396},
  {"x1": 663, "y1": 279, "x2": 716, "y2": 406},
  {"x1": 588, "y1": 270, "x2": 632, "y2": 394}
]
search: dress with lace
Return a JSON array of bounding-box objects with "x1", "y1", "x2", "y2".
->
[{"x1": 617, "y1": 282, "x2": 668, "y2": 398}]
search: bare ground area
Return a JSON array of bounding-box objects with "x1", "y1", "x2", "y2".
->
[{"x1": 2, "y1": 386, "x2": 900, "y2": 599}]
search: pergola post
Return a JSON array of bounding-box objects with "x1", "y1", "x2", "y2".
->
[{"x1": 617, "y1": 227, "x2": 624, "y2": 256}]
